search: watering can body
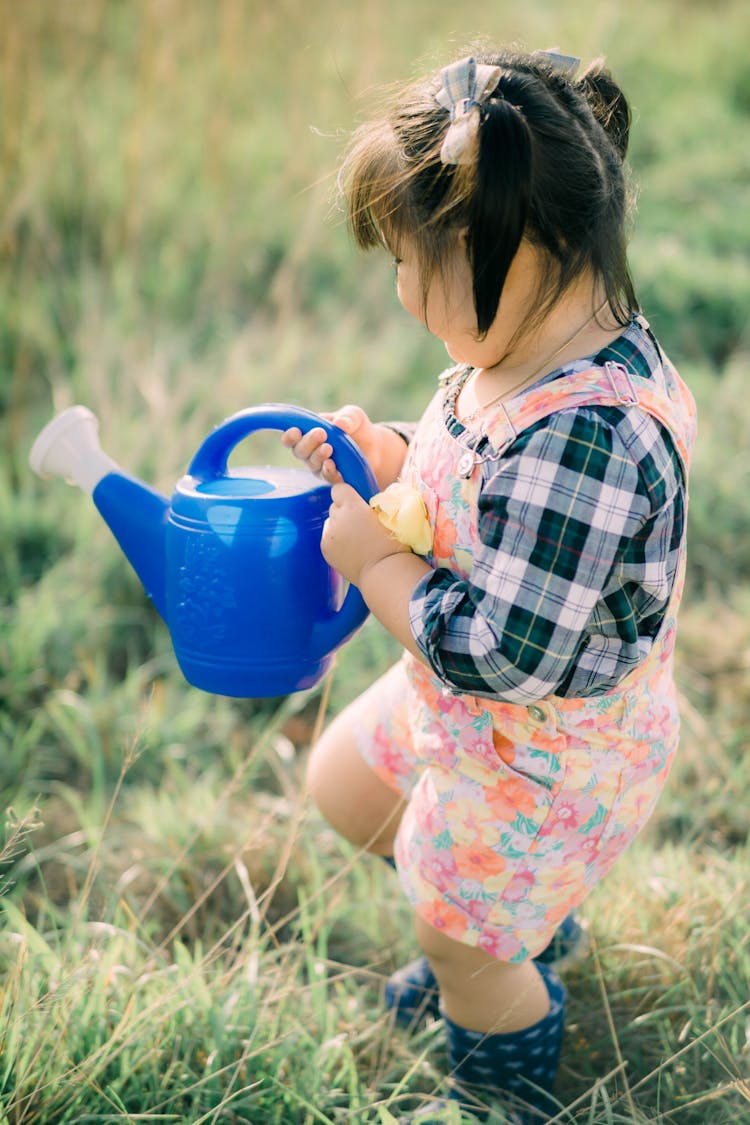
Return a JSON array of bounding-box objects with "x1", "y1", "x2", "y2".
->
[{"x1": 30, "y1": 404, "x2": 379, "y2": 698}]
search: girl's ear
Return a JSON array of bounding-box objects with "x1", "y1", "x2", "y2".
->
[{"x1": 454, "y1": 227, "x2": 470, "y2": 262}]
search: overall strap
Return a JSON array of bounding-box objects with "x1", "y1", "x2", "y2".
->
[{"x1": 483, "y1": 360, "x2": 696, "y2": 478}]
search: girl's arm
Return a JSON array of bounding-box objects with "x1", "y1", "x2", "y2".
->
[{"x1": 407, "y1": 410, "x2": 674, "y2": 702}]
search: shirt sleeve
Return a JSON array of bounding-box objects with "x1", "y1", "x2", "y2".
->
[
  {"x1": 408, "y1": 408, "x2": 654, "y2": 703},
  {"x1": 381, "y1": 421, "x2": 418, "y2": 446}
]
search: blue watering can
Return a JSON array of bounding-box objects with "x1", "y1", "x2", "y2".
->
[{"x1": 30, "y1": 404, "x2": 378, "y2": 697}]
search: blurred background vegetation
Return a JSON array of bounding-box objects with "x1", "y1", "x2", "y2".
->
[{"x1": 1, "y1": 1, "x2": 749, "y2": 1122}]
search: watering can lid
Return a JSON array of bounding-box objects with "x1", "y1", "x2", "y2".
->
[{"x1": 172, "y1": 464, "x2": 330, "y2": 519}]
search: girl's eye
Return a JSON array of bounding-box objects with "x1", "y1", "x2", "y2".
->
[{"x1": 392, "y1": 257, "x2": 402, "y2": 268}]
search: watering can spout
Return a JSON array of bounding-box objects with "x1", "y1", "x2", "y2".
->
[
  {"x1": 29, "y1": 405, "x2": 118, "y2": 495},
  {"x1": 29, "y1": 406, "x2": 169, "y2": 619}
]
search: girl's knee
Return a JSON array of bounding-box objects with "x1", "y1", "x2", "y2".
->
[
  {"x1": 414, "y1": 913, "x2": 475, "y2": 966},
  {"x1": 304, "y1": 726, "x2": 337, "y2": 802},
  {"x1": 414, "y1": 913, "x2": 513, "y2": 980},
  {"x1": 304, "y1": 721, "x2": 405, "y2": 854},
  {"x1": 413, "y1": 914, "x2": 548, "y2": 1029},
  {"x1": 304, "y1": 726, "x2": 350, "y2": 828}
]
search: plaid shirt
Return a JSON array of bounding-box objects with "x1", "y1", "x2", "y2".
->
[{"x1": 406, "y1": 318, "x2": 687, "y2": 703}]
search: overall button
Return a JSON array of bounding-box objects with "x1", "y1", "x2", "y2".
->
[{"x1": 528, "y1": 704, "x2": 546, "y2": 723}]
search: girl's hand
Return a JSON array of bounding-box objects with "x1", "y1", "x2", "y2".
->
[
  {"x1": 322, "y1": 482, "x2": 409, "y2": 587},
  {"x1": 281, "y1": 405, "x2": 408, "y2": 489}
]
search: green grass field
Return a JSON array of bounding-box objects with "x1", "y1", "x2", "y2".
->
[{"x1": 2, "y1": 1, "x2": 749, "y2": 1121}]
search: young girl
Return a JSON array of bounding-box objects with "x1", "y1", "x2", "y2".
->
[{"x1": 283, "y1": 47, "x2": 696, "y2": 1123}]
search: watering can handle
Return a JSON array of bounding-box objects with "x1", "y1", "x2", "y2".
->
[
  {"x1": 187, "y1": 403, "x2": 379, "y2": 501},
  {"x1": 186, "y1": 404, "x2": 380, "y2": 657}
]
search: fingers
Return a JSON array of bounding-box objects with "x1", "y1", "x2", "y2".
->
[
  {"x1": 280, "y1": 404, "x2": 370, "y2": 486},
  {"x1": 329, "y1": 481, "x2": 357, "y2": 506},
  {"x1": 283, "y1": 426, "x2": 332, "y2": 463},
  {"x1": 280, "y1": 425, "x2": 341, "y2": 483}
]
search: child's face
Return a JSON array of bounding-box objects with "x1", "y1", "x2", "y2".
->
[
  {"x1": 394, "y1": 235, "x2": 538, "y2": 370},
  {"x1": 394, "y1": 238, "x2": 476, "y2": 362}
]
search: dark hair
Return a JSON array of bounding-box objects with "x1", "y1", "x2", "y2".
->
[{"x1": 340, "y1": 48, "x2": 638, "y2": 338}]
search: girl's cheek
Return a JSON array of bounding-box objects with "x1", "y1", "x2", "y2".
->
[
  {"x1": 395, "y1": 265, "x2": 423, "y2": 323},
  {"x1": 396, "y1": 280, "x2": 417, "y2": 321}
]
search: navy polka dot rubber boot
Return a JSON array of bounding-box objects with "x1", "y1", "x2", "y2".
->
[
  {"x1": 405, "y1": 960, "x2": 566, "y2": 1124},
  {"x1": 385, "y1": 954, "x2": 442, "y2": 1026},
  {"x1": 385, "y1": 915, "x2": 582, "y2": 1030}
]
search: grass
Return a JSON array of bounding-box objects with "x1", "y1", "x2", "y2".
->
[
  {"x1": 2, "y1": 0, "x2": 750, "y2": 1120},
  {"x1": 2, "y1": 778, "x2": 749, "y2": 1122}
]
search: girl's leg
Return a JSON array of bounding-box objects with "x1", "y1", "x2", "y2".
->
[
  {"x1": 412, "y1": 915, "x2": 565, "y2": 1123},
  {"x1": 386, "y1": 913, "x2": 585, "y2": 1028},
  {"x1": 305, "y1": 695, "x2": 407, "y2": 857},
  {"x1": 413, "y1": 915, "x2": 549, "y2": 1033}
]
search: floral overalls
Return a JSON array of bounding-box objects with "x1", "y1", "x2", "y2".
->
[{"x1": 354, "y1": 342, "x2": 697, "y2": 962}]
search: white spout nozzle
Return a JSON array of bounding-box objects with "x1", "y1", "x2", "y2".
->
[{"x1": 29, "y1": 406, "x2": 121, "y2": 495}]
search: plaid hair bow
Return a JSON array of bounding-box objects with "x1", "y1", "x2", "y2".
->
[
  {"x1": 434, "y1": 56, "x2": 502, "y2": 165},
  {"x1": 533, "y1": 47, "x2": 581, "y2": 76}
]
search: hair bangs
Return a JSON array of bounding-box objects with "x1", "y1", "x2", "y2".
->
[{"x1": 340, "y1": 119, "x2": 419, "y2": 257}]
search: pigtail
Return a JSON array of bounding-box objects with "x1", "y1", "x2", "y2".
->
[
  {"x1": 468, "y1": 96, "x2": 533, "y2": 336},
  {"x1": 577, "y1": 60, "x2": 631, "y2": 159}
]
